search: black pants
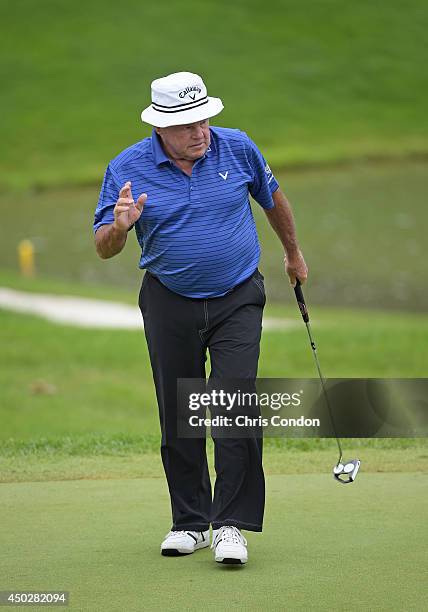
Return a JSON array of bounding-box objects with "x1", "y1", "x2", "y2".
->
[{"x1": 138, "y1": 268, "x2": 266, "y2": 532}]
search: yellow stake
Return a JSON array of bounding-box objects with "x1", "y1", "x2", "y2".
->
[{"x1": 18, "y1": 239, "x2": 35, "y2": 277}]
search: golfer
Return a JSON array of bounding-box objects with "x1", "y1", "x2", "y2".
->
[{"x1": 94, "y1": 72, "x2": 308, "y2": 565}]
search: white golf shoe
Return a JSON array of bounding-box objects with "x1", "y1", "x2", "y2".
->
[
  {"x1": 211, "y1": 526, "x2": 248, "y2": 564},
  {"x1": 160, "y1": 530, "x2": 210, "y2": 556}
]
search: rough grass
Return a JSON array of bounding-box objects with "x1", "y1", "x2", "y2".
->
[
  {"x1": 1, "y1": 160, "x2": 427, "y2": 310},
  {"x1": 1, "y1": 304, "x2": 427, "y2": 442},
  {"x1": 1, "y1": 435, "x2": 427, "y2": 483},
  {"x1": 1, "y1": 299, "x2": 427, "y2": 484},
  {"x1": 1, "y1": 1, "x2": 428, "y2": 189}
]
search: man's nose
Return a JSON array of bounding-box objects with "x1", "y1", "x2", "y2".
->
[{"x1": 192, "y1": 126, "x2": 205, "y2": 140}]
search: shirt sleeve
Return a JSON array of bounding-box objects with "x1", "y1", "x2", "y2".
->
[
  {"x1": 93, "y1": 163, "x2": 120, "y2": 234},
  {"x1": 245, "y1": 135, "x2": 279, "y2": 210}
]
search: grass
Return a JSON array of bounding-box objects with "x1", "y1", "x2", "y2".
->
[
  {"x1": 0, "y1": 299, "x2": 427, "y2": 484},
  {"x1": 1, "y1": 160, "x2": 427, "y2": 311},
  {"x1": 1, "y1": 1, "x2": 428, "y2": 189},
  {"x1": 1, "y1": 304, "x2": 427, "y2": 443},
  {"x1": 2, "y1": 4, "x2": 427, "y2": 605},
  {"x1": 1, "y1": 274, "x2": 426, "y2": 609},
  {"x1": 0, "y1": 435, "x2": 427, "y2": 483},
  {"x1": 1, "y1": 474, "x2": 427, "y2": 610},
  {"x1": 0, "y1": 268, "x2": 138, "y2": 305}
]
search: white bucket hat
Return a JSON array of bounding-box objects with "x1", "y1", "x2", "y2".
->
[{"x1": 141, "y1": 71, "x2": 224, "y2": 128}]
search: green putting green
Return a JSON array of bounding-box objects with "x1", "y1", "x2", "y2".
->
[{"x1": 1, "y1": 473, "x2": 426, "y2": 611}]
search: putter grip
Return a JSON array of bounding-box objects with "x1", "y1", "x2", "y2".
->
[{"x1": 294, "y1": 279, "x2": 309, "y2": 322}]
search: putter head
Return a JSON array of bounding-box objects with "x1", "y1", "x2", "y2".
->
[{"x1": 333, "y1": 459, "x2": 361, "y2": 484}]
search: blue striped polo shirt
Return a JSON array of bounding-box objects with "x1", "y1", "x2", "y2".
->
[{"x1": 94, "y1": 127, "x2": 279, "y2": 298}]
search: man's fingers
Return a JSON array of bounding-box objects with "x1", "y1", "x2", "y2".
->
[
  {"x1": 135, "y1": 193, "x2": 147, "y2": 212},
  {"x1": 119, "y1": 181, "x2": 132, "y2": 198},
  {"x1": 115, "y1": 191, "x2": 146, "y2": 224},
  {"x1": 286, "y1": 266, "x2": 308, "y2": 287},
  {"x1": 117, "y1": 198, "x2": 134, "y2": 205},
  {"x1": 285, "y1": 249, "x2": 308, "y2": 288}
]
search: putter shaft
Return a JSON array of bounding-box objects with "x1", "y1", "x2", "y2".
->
[{"x1": 293, "y1": 279, "x2": 343, "y2": 466}]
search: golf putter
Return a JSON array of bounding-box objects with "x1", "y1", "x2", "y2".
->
[{"x1": 293, "y1": 278, "x2": 361, "y2": 484}]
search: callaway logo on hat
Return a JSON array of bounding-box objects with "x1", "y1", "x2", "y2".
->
[{"x1": 141, "y1": 72, "x2": 224, "y2": 128}]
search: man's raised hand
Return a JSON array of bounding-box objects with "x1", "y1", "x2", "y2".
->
[{"x1": 113, "y1": 181, "x2": 147, "y2": 231}]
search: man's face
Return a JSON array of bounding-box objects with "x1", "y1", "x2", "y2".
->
[{"x1": 156, "y1": 119, "x2": 210, "y2": 161}]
